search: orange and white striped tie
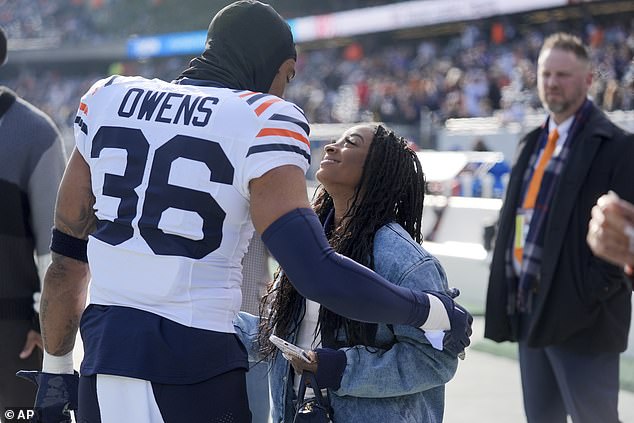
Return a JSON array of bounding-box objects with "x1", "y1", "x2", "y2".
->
[{"x1": 514, "y1": 128, "x2": 559, "y2": 264}]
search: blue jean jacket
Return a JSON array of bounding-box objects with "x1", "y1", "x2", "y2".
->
[{"x1": 234, "y1": 223, "x2": 458, "y2": 423}]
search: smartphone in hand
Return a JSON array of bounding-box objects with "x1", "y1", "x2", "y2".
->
[{"x1": 269, "y1": 334, "x2": 311, "y2": 363}]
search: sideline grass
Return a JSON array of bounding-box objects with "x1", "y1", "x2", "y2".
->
[{"x1": 471, "y1": 338, "x2": 634, "y2": 392}]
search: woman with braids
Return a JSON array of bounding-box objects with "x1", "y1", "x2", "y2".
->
[{"x1": 235, "y1": 123, "x2": 459, "y2": 422}]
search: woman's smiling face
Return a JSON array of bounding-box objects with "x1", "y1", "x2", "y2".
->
[{"x1": 315, "y1": 124, "x2": 375, "y2": 195}]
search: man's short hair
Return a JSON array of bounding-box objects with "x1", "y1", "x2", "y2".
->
[{"x1": 540, "y1": 32, "x2": 590, "y2": 63}]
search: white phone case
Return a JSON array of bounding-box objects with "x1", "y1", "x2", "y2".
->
[{"x1": 269, "y1": 334, "x2": 311, "y2": 363}]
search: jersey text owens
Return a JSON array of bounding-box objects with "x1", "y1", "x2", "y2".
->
[{"x1": 118, "y1": 88, "x2": 219, "y2": 127}]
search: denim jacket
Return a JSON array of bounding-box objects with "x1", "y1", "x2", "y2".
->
[{"x1": 234, "y1": 222, "x2": 458, "y2": 423}]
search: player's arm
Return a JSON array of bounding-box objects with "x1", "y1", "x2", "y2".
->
[
  {"x1": 17, "y1": 148, "x2": 93, "y2": 422},
  {"x1": 41, "y1": 148, "x2": 93, "y2": 357},
  {"x1": 250, "y1": 165, "x2": 472, "y2": 349}
]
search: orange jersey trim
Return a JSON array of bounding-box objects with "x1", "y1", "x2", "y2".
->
[
  {"x1": 256, "y1": 128, "x2": 310, "y2": 148},
  {"x1": 239, "y1": 91, "x2": 257, "y2": 98},
  {"x1": 255, "y1": 98, "x2": 282, "y2": 116}
]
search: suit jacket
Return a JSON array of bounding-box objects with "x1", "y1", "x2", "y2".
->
[{"x1": 485, "y1": 103, "x2": 634, "y2": 353}]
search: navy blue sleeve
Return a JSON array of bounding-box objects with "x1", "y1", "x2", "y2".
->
[{"x1": 261, "y1": 208, "x2": 430, "y2": 326}]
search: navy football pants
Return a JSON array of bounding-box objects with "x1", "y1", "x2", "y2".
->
[{"x1": 77, "y1": 369, "x2": 252, "y2": 423}]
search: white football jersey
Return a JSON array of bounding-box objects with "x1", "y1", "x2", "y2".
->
[{"x1": 74, "y1": 75, "x2": 310, "y2": 333}]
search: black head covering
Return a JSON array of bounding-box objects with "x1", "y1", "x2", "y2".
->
[
  {"x1": 0, "y1": 27, "x2": 7, "y2": 66},
  {"x1": 178, "y1": 0, "x2": 296, "y2": 93}
]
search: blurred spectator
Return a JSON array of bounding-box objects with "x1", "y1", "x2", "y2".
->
[
  {"x1": 0, "y1": 0, "x2": 414, "y2": 44},
  {"x1": 0, "y1": 3, "x2": 632, "y2": 152},
  {"x1": 485, "y1": 31, "x2": 634, "y2": 422},
  {"x1": 0, "y1": 26, "x2": 67, "y2": 411}
]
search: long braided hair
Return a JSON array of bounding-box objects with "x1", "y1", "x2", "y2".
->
[{"x1": 258, "y1": 124, "x2": 426, "y2": 358}]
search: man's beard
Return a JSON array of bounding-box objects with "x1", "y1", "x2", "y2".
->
[
  {"x1": 540, "y1": 91, "x2": 570, "y2": 115},
  {"x1": 545, "y1": 100, "x2": 569, "y2": 114}
]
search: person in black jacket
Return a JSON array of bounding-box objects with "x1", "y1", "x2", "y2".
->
[
  {"x1": 0, "y1": 27, "x2": 67, "y2": 410},
  {"x1": 485, "y1": 32, "x2": 634, "y2": 423}
]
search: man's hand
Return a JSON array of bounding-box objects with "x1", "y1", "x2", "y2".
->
[
  {"x1": 16, "y1": 371, "x2": 78, "y2": 423},
  {"x1": 426, "y1": 291, "x2": 473, "y2": 358},
  {"x1": 19, "y1": 330, "x2": 43, "y2": 360},
  {"x1": 588, "y1": 191, "x2": 634, "y2": 270}
]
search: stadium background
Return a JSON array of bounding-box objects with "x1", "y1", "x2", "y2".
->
[
  {"x1": 1, "y1": 0, "x2": 633, "y2": 419},
  {"x1": 2, "y1": 0, "x2": 633, "y2": 153}
]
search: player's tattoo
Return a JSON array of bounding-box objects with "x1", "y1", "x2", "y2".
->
[
  {"x1": 41, "y1": 252, "x2": 87, "y2": 355},
  {"x1": 46, "y1": 252, "x2": 69, "y2": 280},
  {"x1": 39, "y1": 296, "x2": 49, "y2": 334},
  {"x1": 55, "y1": 186, "x2": 96, "y2": 239},
  {"x1": 52, "y1": 317, "x2": 80, "y2": 355},
  {"x1": 43, "y1": 313, "x2": 79, "y2": 356}
]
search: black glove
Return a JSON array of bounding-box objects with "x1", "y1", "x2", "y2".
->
[
  {"x1": 427, "y1": 291, "x2": 473, "y2": 358},
  {"x1": 16, "y1": 370, "x2": 79, "y2": 423},
  {"x1": 313, "y1": 348, "x2": 347, "y2": 390}
]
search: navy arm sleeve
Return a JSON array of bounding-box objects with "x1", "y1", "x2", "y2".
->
[{"x1": 261, "y1": 208, "x2": 430, "y2": 326}]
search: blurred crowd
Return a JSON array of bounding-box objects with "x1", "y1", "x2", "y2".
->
[
  {"x1": 286, "y1": 16, "x2": 634, "y2": 125},
  {"x1": 1, "y1": 3, "x2": 633, "y2": 159},
  {"x1": 0, "y1": 0, "x2": 408, "y2": 46},
  {"x1": 0, "y1": 0, "x2": 117, "y2": 45},
  {"x1": 3, "y1": 58, "x2": 186, "y2": 150}
]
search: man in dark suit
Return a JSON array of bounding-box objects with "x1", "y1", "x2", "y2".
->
[{"x1": 485, "y1": 32, "x2": 634, "y2": 423}]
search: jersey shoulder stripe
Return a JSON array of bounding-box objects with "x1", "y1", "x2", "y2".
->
[
  {"x1": 74, "y1": 115, "x2": 88, "y2": 135},
  {"x1": 103, "y1": 75, "x2": 119, "y2": 87},
  {"x1": 238, "y1": 90, "x2": 257, "y2": 98},
  {"x1": 85, "y1": 75, "x2": 122, "y2": 99},
  {"x1": 74, "y1": 75, "x2": 124, "y2": 135},
  {"x1": 245, "y1": 93, "x2": 270, "y2": 105},
  {"x1": 245, "y1": 99, "x2": 311, "y2": 166},
  {"x1": 233, "y1": 90, "x2": 308, "y2": 125},
  {"x1": 246, "y1": 143, "x2": 310, "y2": 162},
  {"x1": 235, "y1": 91, "x2": 282, "y2": 118},
  {"x1": 292, "y1": 104, "x2": 307, "y2": 120},
  {"x1": 74, "y1": 77, "x2": 112, "y2": 133},
  {"x1": 255, "y1": 127, "x2": 309, "y2": 148},
  {"x1": 254, "y1": 98, "x2": 282, "y2": 116},
  {"x1": 268, "y1": 113, "x2": 310, "y2": 135},
  {"x1": 238, "y1": 95, "x2": 310, "y2": 148}
]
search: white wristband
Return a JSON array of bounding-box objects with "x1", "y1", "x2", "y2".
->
[
  {"x1": 42, "y1": 350, "x2": 74, "y2": 374},
  {"x1": 420, "y1": 294, "x2": 450, "y2": 331}
]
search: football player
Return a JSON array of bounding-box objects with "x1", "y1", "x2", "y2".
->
[{"x1": 19, "y1": 1, "x2": 472, "y2": 421}]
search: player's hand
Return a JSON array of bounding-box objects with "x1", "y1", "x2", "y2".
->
[
  {"x1": 427, "y1": 291, "x2": 473, "y2": 358},
  {"x1": 16, "y1": 370, "x2": 79, "y2": 423},
  {"x1": 19, "y1": 330, "x2": 43, "y2": 359}
]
